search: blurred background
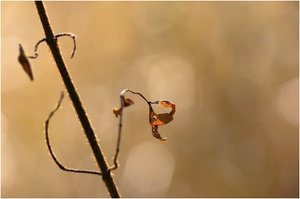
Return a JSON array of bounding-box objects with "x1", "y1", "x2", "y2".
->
[{"x1": 1, "y1": 1, "x2": 298, "y2": 197}]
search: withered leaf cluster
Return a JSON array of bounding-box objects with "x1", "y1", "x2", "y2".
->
[
  {"x1": 113, "y1": 89, "x2": 176, "y2": 142},
  {"x1": 113, "y1": 96, "x2": 134, "y2": 117},
  {"x1": 149, "y1": 100, "x2": 176, "y2": 141}
]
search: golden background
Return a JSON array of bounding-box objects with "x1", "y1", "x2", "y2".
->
[{"x1": 2, "y1": 1, "x2": 299, "y2": 197}]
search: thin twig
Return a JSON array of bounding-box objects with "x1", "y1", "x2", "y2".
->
[
  {"x1": 108, "y1": 95, "x2": 124, "y2": 171},
  {"x1": 45, "y1": 92, "x2": 102, "y2": 176},
  {"x1": 109, "y1": 88, "x2": 158, "y2": 170},
  {"x1": 126, "y1": 89, "x2": 149, "y2": 105},
  {"x1": 28, "y1": 38, "x2": 46, "y2": 59}
]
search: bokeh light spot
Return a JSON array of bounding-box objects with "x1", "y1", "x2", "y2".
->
[
  {"x1": 121, "y1": 141, "x2": 175, "y2": 197},
  {"x1": 276, "y1": 77, "x2": 299, "y2": 126}
]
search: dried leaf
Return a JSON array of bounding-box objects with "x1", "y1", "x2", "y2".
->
[
  {"x1": 149, "y1": 104, "x2": 167, "y2": 141},
  {"x1": 113, "y1": 96, "x2": 134, "y2": 117},
  {"x1": 122, "y1": 97, "x2": 134, "y2": 107},
  {"x1": 149, "y1": 105, "x2": 157, "y2": 126},
  {"x1": 148, "y1": 100, "x2": 176, "y2": 141},
  {"x1": 160, "y1": 100, "x2": 172, "y2": 107},
  {"x1": 160, "y1": 100, "x2": 176, "y2": 117},
  {"x1": 149, "y1": 100, "x2": 176, "y2": 127},
  {"x1": 18, "y1": 44, "x2": 33, "y2": 81},
  {"x1": 113, "y1": 108, "x2": 121, "y2": 118},
  {"x1": 114, "y1": 90, "x2": 176, "y2": 143},
  {"x1": 152, "y1": 125, "x2": 167, "y2": 142},
  {"x1": 153, "y1": 113, "x2": 174, "y2": 126}
]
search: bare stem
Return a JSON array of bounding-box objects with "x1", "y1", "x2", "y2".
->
[{"x1": 34, "y1": 1, "x2": 120, "y2": 197}]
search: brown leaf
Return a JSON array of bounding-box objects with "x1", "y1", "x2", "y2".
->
[
  {"x1": 153, "y1": 113, "x2": 174, "y2": 126},
  {"x1": 149, "y1": 100, "x2": 176, "y2": 127},
  {"x1": 160, "y1": 100, "x2": 176, "y2": 117},
  {"x1": 151, "y1": 125, "x2": 167, "y2": 142},
  {"x1": 113, "y1": 96, "x2": 134, "y2": 117},
  {"x1": 123, "y1": 97, "x2": 134, "y2": 107},
  {"x1": 148, "y1": 100, "x2": 176, "y2": 141},
  {"x1": 18, "y1": 44, "x2": 33, "y2": 81},
  {"x1": 113, "y1": 108, "x2": 121, "y2": 118},
  {"x1": 149, "y1": 105, "x2": 157, "y2": 126}
]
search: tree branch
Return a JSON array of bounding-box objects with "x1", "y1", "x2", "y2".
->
[{"x1": 34, "y1": 1, "x2": 120, "y2": 197}]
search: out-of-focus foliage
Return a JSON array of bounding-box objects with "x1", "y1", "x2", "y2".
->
[{"x1": 2, "y1": 2, "x2": 298, "y2": 197}]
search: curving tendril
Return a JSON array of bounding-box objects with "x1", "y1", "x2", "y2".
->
[
  {"x1": 45, "y1": 91, "x2": 102, "y2": 176},
  {"x1": 28, "y1": 38, "x2": 47, "y2": 59},
  {"x1": 55, "y1": 32, "x2": 77, "y2": 58}
]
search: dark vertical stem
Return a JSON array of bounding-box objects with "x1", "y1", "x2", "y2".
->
[{"x1": 34, "y1": 1, "x2": 120, "y2": 198}]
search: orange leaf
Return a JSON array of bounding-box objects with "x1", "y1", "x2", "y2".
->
[
  {"x1": 149, "y1": 100, "x2": 175, "y2": 127},
  {"x1": 113, "y1": 108, "x2": 121, "y2": 118},
  {"x1": 154, "y1": 113, "x2": 174, "y2": 126},
  {"x1": 123, "y1": 97, "x2": 134, "y2": 107},
  {"x1": 149, "y1": 106, "x2": 157, "y2": 126},
  {"x1": 159, "y1": 100, "x2": 176, "y2": 117},
  {"x1": 113, "y1": 96, "x2": 134, "y2": 118},
  {"x1": 151, "y1": 125, "x2": 167, "y2": 142}
]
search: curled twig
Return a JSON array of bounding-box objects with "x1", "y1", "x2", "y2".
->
[
  {"x1": 55, "y1": 32, "x2": 77, "y2": 58},
  {"x1": 28, "y1": 38, "x2": 47, "y2": 59},
  {"x1": 27, "y1": 32, "x2": 77, "y2": 59},
  {"x1": 45, "y1": 91, "x2": 101, "y2": 176}
]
